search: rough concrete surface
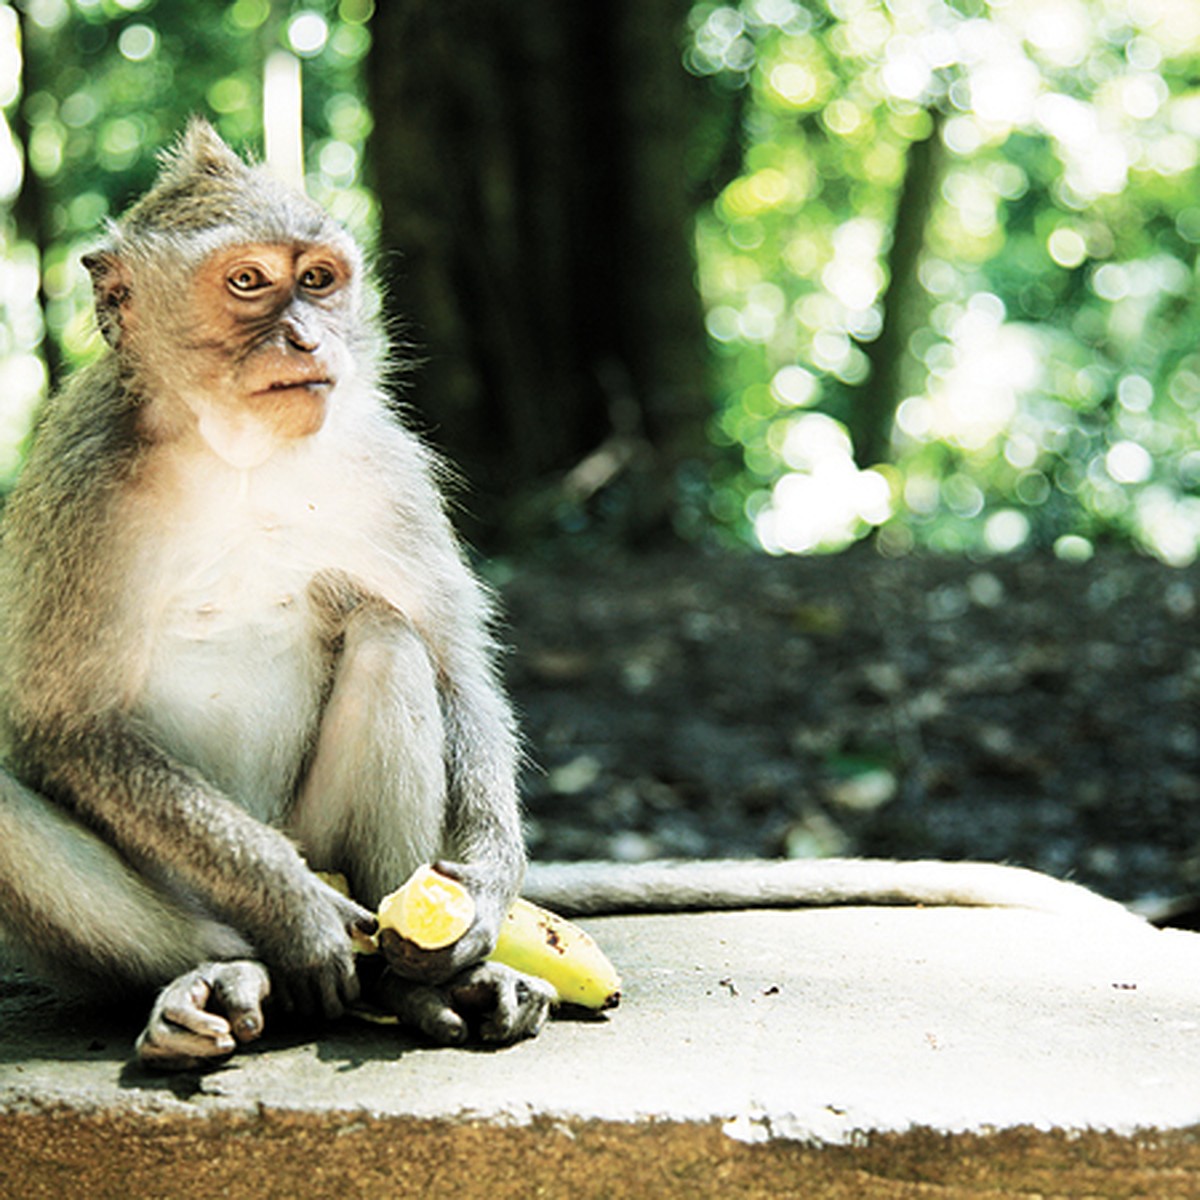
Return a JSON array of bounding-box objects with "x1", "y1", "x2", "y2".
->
[{"x1": 4, "y1": 906, "x2": 1200, "y2": 1197}]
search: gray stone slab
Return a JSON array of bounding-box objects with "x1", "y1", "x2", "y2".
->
[{"x1": 4, "y1": 906, "x2": 1200, "y2": 1196}]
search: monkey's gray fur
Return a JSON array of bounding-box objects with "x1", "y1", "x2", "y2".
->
[{"x1": 0, "y1": 120, "x2": 547, "y2": 1065}]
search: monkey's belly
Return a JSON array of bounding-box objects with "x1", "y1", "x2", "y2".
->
[{"x1": 135, "y1": 596, "x2": 326, "y2": 825}]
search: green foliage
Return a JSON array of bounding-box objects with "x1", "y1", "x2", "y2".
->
[
  {"x1": 688, "y1": 0, "x2": 1200, "y2": 564},
  {"x1": 5, "y1": 0, "x2": 1200, "y2": 566}
]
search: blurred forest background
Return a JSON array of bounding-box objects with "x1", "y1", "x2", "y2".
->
[
  {"x1": 3, "y1": 0, "x2": 1200, "y2": 905},
  {"x1": 4, "y1": 0, "x2": 1200, "y2": 559}
]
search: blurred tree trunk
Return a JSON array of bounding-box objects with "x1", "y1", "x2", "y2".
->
[
  {"x1": 848, "y1": 112, "x2": 943, "y2": 469},
  {"x1": 367, "y1": 0, "x2": 710, "y2": 548}
]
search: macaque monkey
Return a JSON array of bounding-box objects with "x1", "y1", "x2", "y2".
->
[
  {"x1": 0, "y1": 120, "x2": 553, "y2": 1067},
  {"x1": 0, "y1": 122, "x2": 1138, "y2": 1072}
]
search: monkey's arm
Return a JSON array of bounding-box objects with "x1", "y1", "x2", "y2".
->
[
  {"x1": 0, "y1": 766, "x2": 252, "y2": 990},
  {"x1": 438, "y1": 661, "x2": 525, "y2": 885},
  {"x1": 14, "y1": 715, "x2": 373, "y2": 1015}
]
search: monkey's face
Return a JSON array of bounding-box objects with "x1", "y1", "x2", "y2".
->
[{"x1": 154, "y1": 240, "x2": 357, "y2": 468}]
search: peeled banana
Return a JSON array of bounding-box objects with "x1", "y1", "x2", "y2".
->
[
  {"x1": 376, "y1": 864, "x2": 476, "y2": 950},
  {"x1": 373, "y1": 865, "x2": 622, "y2": 1011}
]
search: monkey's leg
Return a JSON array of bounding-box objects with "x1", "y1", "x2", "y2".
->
[
  {"x1": 0, "y1": 767, "x2": 250, "y2": 990},
  {"x1": 289, "y1": 605, "x2": 446, "y2": 909},
  {"x1": 291, "y1": 608, "x2": 550, "y2": 1044},
  {"x1": 291, "y1": 603, "x2": 507, "y2": 957},
  {"x1": 0, "y1": 768, "x2": 269, "y2": 1069}
]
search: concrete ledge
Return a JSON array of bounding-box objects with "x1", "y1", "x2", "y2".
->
[{"x1": 5, "y1": 907, "x2": 1200, "y2": 1196}]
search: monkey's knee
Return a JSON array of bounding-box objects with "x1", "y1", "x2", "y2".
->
[{"x1": 344, "y1": 612, "x2": 439, "y2": 703}]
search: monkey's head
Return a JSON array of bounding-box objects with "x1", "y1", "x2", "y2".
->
[{"x1": 82, "y1": 119, "x2": 375, "y2": 468}]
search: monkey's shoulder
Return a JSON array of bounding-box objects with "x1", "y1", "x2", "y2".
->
[{"x1": 8, "y1": 358, "x2": 141, "y2": 513}]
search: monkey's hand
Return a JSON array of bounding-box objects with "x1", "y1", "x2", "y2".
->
[
  {"x1": 374, "y1": 960, "x2": 556, "y2": 1046},
  {"x1": 136, "y1": 960, "x2": 271, "y2": 1071},
  {"x1": 375, "y1": 859, "x2": 512, "y2": 985},
  {"x1": 265, "y1": 880, "x2": 377, "y2": 1018}
]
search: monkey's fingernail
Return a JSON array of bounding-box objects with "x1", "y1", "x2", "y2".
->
[{"x1": 235, "y1": 1014, "x2": 261, "y2": 1038}]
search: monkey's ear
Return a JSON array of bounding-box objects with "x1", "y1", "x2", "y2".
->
[
  {"x1": 164, "y1": 116, "x2": 245, "y2": 181},
  {"x1": 81, "y1": 250, "x2": 132, "y2": 349}
]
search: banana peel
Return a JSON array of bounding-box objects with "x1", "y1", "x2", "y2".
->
[
  {"x1": 322, "y1": 866, "x2": 622, "y2": 1012},
  {"x1": 489, "y1": 893, "x2": 622, "y2": 1011}
]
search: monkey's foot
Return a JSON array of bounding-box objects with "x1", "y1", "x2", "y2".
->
[
  {"x1": 375, "y1": 961, "x2": 555, "y2": 1047},
  {"x1": 135, "y1": 959, "x2": 271, "y2": 1070}
]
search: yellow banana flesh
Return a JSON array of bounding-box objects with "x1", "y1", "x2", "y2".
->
[
  {"x1": 376, "y1": 864, "x2": 476, "y2": 950},
  {"x1": 364, "y1": 865, "x2": 622, "y2": 1011}
]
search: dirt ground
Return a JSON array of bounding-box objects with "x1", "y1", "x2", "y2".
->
[{"x1": 500, "y1": 545, "x2": 1200, "y2": 911}]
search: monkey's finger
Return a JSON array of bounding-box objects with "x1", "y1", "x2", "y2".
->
[
  {"x1": 323, "y1": 885, "x2": 376, "y2": 931},
  {"x1": 479, "y1": 969, "x2": 555, "y2": 1044},
  {"x1": 417, "y1": 997, "x2": 469, "y2": 1046},
  {"x1": 274, "y1": 986, "x2": 297, "y2": 1015},
  {"x1": 314, "y1": 973, "x2": 345, "y2": 1020},
  {"x1": 209, "y1": 962, "x2": 271, "y2": 1043},
  {"x1": 157, "y1": 1003, "x2": 234, "y2": 1042},
  {"x1": 378, "y1": 925, "x2": 449, "y2": 982},
  {"x1": 319, "y1": 957, "x2": 363, "y2": 1019},
  {"x1": 448, "y1": 962, "x2": 554, "y2": 1044},
  {"x1": 340, "y1": 960, "x2": 362, "y2": 1008},
  {"x1": 428, "y1": 858, "x2": 488, "y2": 897},
  {"x1": 274, "y1": 964, "x2": 352, "y2": 1021}
]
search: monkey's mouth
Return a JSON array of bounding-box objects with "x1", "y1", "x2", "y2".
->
[{"x1": 257, "y1": 376, "x2": 333, "y2": 395}]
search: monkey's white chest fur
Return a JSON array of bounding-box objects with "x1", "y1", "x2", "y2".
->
[{"x1": 133, "y1": 443, "x2": 392, "y2": 824}]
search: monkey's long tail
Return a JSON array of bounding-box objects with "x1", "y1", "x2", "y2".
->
[{"x1": 522, "y1": 858, "x2": 1143, "y2": 928}]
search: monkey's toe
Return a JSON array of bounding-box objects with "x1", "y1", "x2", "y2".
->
[
  {"x1": 136, "y1": 959, "x2": 271, "y2": 1070},
  {"x1": 450, "y1": 962, "x2": 555, "y2": 1044},
  {"x1": 135, "y1": 1023, "x2": 237, "y2": 1070}
]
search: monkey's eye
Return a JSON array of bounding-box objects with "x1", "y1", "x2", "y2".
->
[
  {"x1": 227, "y1": 266, "x2": 271, "y2": 294},
  {"x1": 299, "y1": 265, "x2": 337, "y2": 294}
]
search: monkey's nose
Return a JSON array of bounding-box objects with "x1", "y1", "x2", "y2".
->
[{"x1": 285, "y1": 325, "x2": 319, "y2": 353}]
